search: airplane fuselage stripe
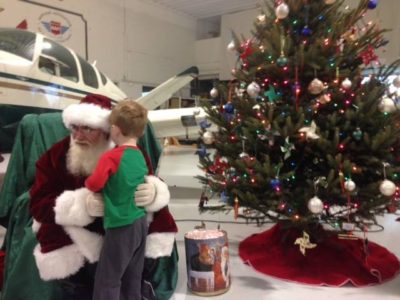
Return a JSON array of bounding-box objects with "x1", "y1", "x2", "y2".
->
[
  {"x1": 0, "y1": 80, "x2": 83, "y2": 101},
  {"x1": 0, "y1": 71, "x2": 89, "y2": 98}
]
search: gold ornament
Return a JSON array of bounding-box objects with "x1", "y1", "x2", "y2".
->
[{"x1": 294, "y1": 231, "x2": 317, "y2": 256}]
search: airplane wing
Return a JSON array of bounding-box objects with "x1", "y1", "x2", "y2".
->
[
  {"x1": 136, "y1": 66, "x2": 199, "y2": 110},
  {"x1": 148, "y1": 107, "x2": 207, "y2": 139}
]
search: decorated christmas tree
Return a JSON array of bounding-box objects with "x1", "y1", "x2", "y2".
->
[{"x1": 197, "y1": 0, "x2": 400, "y2": 237}]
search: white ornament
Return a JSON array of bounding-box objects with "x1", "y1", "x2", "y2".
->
[
  {"x1": 257, "y1": 14, "x2": 266, "y2": 23},
  {"x1": 308, "y1": 78, "x2": 325, "y2": 95},
  {"x1": 307, "y1": 196, "x2": 324, "y2": 214},
  {"x1": 227, "y1": 40, "x2": 236, "y2": 51},
  {"x1": 202, "y1": 131, "x2": 214, "y2": 144},
  {"x1": 341, "y1": 78, "x2": 352, "y2": 90},
  {"x1": 344, "y1": 179, "x2": 356, "y2": 192},
  {"x1": 299, "y1": 121, "x2": 320, "y2": 140},
  {"x1": 378, "y1": 96, "x2": 396, "y2": 113},
  {"x1": 392, "y1": 75, "x2": 400, "y2": 88},
  {"x1": 210, "y1": 87, "x2": 218, "y2": 98},
  {"x1": 324, "y1": 0, "x2": 336, "y2": 4},
  {"x1": 276, "y1": 3, "x2": 289, "y2": 19},
  {"x1": 247, "y1": 81, "x2": 261, "y2": 98},
  {"x1": 379, "y1": 179, "x2": 396, "y2": 196},
  {"x1": 252, "y1": 104, "x2": 261, "y2": 110}
]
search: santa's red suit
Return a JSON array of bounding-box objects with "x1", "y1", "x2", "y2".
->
[{"x1": 29, "y1": 136, "x2": 177, "y2": 280}]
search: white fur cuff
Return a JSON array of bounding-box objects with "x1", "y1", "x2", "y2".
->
[
  {"x1": 64, "y1": 226, "x2": 104, "y2": 263},
  {"x1": 33, "y1": 244, "x2": 85, "y2": 280},
  {"x1": 54, "y1": 188, "x2": 94, "y2": 226},
  {"x1": 144, "y1": 176, "x2": 170, "y2": 212},
  {"x1": 145, "y1": 232, "x2": 175, "y2": 259}
]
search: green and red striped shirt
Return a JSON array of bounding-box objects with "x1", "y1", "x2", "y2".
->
[{"x1": 85, "y1": 145, "x2": 148, "y2": 229}]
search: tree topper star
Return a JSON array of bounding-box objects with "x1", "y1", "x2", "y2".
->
[
  {"x1": 299, "y1": 121, "x2": 320, "y2": 140},
  {"x1": 294, "y1": 231, "x2": 317, "y2": 256}
]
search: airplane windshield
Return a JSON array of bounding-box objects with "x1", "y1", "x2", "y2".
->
[
  {"x1": 77, "y1": 55, "x2": 98, "y2": 88},
  {"x1": 40, "y1": 38, "x2": 78, "y2": 82},
  {"x1": 0, "y1": 28, "x2": 35, "y2": 61}
]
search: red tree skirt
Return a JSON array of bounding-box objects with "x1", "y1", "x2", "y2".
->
[{"x1": 239, "y1": 224, "x2": 400, "y2": 287}]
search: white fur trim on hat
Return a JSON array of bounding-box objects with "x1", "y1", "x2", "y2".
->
[
  {"x1": 62, "y1": 102, "x2": 111, "y2": 132},
  {"x1": 145, "y1": 232, "x2": 175, "y2": 259},
  {"x1": 54, "y1": 188, "x2": 95, "y2": 227},
  {"x1": 144, "y1": 176, "x2": 170, "y2": 212},
  {"x1": 33, "y1": 243, "x2": 85, "y2": 280}
]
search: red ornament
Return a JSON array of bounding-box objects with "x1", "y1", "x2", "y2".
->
[
  {"x1": 240, "y1": 40, "x2": 253, "y2": 61},
  {"x1": 360, "y1": 45, "x2": 379, "y2": 66}
]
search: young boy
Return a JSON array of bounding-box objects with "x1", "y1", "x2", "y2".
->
[{"x1": 85, "y1": 99, "x2": 149, "y2": 300}]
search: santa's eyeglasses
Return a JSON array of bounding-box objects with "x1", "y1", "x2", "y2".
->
[{"x1": 70, "y1": 124, "x2": 97, "y2": 135}]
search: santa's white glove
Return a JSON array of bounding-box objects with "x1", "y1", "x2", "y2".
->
[
  {"x1": 135, "y1": 181, "x2": 156, "y2": 207},
  {"x1": 86, "y1": 193, "x2": 104, "y2": 217}
]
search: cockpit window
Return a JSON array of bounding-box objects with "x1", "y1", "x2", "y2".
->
[
  {"x1": 100, "y1": 72, "x2": 107, "y2": 85},
  {"x1": 39, "y1": 38, "x2": 78, "y2": 82},
  {"x1": 77, "y1": 55, "x2": 99, "y2": 89},
  {"x1": 0, "y1": 29, "x2": 35, "y2": 61}
]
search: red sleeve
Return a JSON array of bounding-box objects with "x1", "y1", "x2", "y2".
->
[
  {"x1": 29, "y1": 138, "x2": 73, "y2": 223},
  {"x1": 85, "y1": 150, "x2": 119, "y2": 192}
]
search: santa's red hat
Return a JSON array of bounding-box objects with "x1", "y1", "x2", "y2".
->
[{"x1": 62, "y1": 94, "x2": 113, "y2": 132}]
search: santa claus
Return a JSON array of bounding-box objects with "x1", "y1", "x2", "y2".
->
[{"x1": 29, "y1": 94, "x2": 177, "y2": 299}]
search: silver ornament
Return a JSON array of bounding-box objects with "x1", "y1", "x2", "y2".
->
[
  {"x1": 239, "y1": 152, "x2": 249, "y2": 159},
  {"x1": 227, "y1": 40, "x2": 236, "y2": 52},
  {"x1": 392, "y1": 75, "x2": 400, "y2": 88},
  {"x1": 341, "y1": 78, "x2": 352, "y2": 90},
  {"x1": 378, "y1": 96, "x2": 396, "y2": 113},
  {"x1": 247, "y1": 81, "x2": 261, "y2": 98},
  {"x1": 379, "y1": 179, "x2": 396, "y2": 196},
  {"x1": 307, "y1": 196, "x2": 324, "y2": 214},
  {"x1": 276, "y1": 3, "x2": 289, "y2": 19},
  {"x1": 202, "y1": 131, "x2": 214, "y2": 144},
  {"x1": 344, "y1": 179, "x2": 356, "y2": 192},
  {"x1": 210, "y1": 87, "x2": 218, "y2": 98},
  {"x1": 308, "y1": 78, "x2": 325, "y2": 95}
]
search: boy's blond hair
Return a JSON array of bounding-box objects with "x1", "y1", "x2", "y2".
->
[{"x1": 109, "y1": 99, "x2": 148, "y2": 137}]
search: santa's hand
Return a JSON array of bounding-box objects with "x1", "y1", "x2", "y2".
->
[
  {"x1": 135, "y1": 181, "x2": 156, "y2": 207},
  {"x1": 86, "y1": 193, "x2": 104, "y2": 217}
]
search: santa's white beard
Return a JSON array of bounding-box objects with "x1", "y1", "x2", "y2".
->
[{"x1": 66, "y1": 137, "x2": 112, "y2": 177}]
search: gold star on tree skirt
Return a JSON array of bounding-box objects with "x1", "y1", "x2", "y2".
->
[{"x1": 294, "y1": 231, "x2": 317, "y2": 256}]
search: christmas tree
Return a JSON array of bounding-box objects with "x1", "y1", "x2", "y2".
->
[{"x1": 197, "y1": 0, "x2": 400, "y2": 235}]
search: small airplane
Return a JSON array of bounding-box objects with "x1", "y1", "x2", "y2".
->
[{"x1": 0, "y1": 28, "x2": 205, "y2": 153}]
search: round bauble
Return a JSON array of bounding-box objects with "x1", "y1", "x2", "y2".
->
[
  {"x1": 344, "y1": 179, "x2": 356, "y2": 192},
  {"x1": 308, "y1": 78, "x2": 325, "y2": 95},
  {"x1": 307, "y1": 196, "x2": 324, "y2": 214},
  {"x1": 318, "y1": 93, "x2": 331, "y2": 104},
  {"x1": 276, "y1": 3, "x2": 289, "y2": 19},
  {"x1": 210, "y1": 87, "x2": 218, "y2": 98},
  {"x1": 277, "y1": 55, "x2": 288, "y2": 67},
  {"x1": 378, "y1": 96, "x2": 396, "y2": 113},
  {"x1": 247, "y1": 81, "x2": 261, "y2": 98},
  {"x1": 224, "y1": 102, "x2": 234, "y2": 113},
  {"x1": 368, "y1": 0, "x2": 378, "y2": 9},
  {"x1": 202, "y1": 131, "x2": 214, "y2": 144},
  {"x1": 379, "y1": 179, "x2": 396, "y2": 196},
  {"x1": 392, "y1": 75, "x2": 400, "y2": 88},
  {"x1": 341, "y1": 78, "x2": 352, "y2": 90},
  {"x1": 301, "y1": 26, "x2": 312, "y2": 37}
]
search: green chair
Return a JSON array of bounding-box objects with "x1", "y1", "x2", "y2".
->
[{"x1": 0, "y1": 113, "x2": 177, "y2": 300}]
